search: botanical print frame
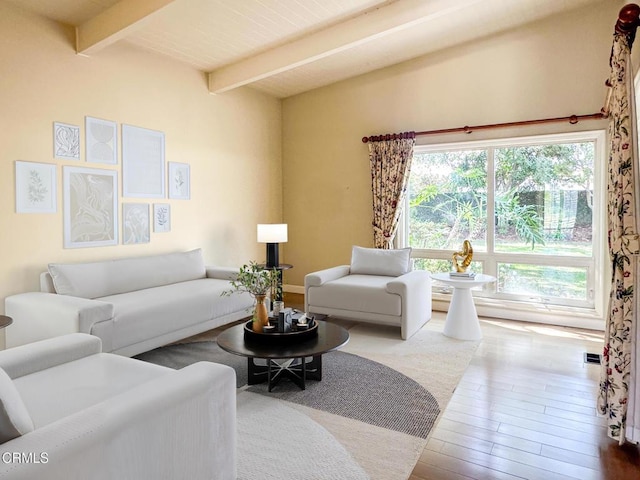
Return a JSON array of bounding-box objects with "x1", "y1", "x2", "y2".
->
[
  {"x1": 63, "y1": 166, "x2": 118, "y2": 248},
  {"x1": 15, "y1": 161, "x2": 57, "y2": 213},
  {"x1": 54, "y1": 122, "x2": 80, "y2": 160},
  {"x1": 122, "y1": 124, "x2": 165, "y2": 198},
  {"x1": 86, "y1": 116, "x2": 117, "y2": 165},
  {"x1": 168, "y1": 162, "x2": 190, "y2": 200},
  {"x1": 153, "y1": 203, "x2": 171, "y2": 233},
  {"x1": 122, "y1": 203, "x2": 150, "y2": 245}
]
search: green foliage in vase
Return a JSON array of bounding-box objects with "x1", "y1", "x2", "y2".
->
[{"x1": 221, "y1": 261, "x2": 280, "y2": 298}]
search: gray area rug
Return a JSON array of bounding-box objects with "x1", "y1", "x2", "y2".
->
[{"x1": 136, "y1": 340, "x2": 440, "y2": 439}]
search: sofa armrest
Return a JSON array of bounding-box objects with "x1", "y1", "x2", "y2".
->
[
  {"x1": 305, "y1": 265, "x2": 351, "y2": 288},
  {"x1": 0, "y1": 362, "x2": 237, "y2": 480},
  {"x1": 305, "y1": 265, "x2": 351, "y2": 313},
  {"x1": 4, "y1": 292, "x2": 114, "y2": 349},
  {"x1": 386, "y1": 271, "x2": 432, "y2": 339},
  {"x1": 386, "y1": 270, "x2": 431, "y2": 294},
  {"x1": 206, "y1": 266, "x2": 239, "y2": 281},
  {"x1": 0, "y1": 333, "x2": 101, "y2": 380}
]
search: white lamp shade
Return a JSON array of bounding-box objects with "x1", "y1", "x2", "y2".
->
[{"x1": 257, "y1": 224, "x2": 288, "y2": 243}]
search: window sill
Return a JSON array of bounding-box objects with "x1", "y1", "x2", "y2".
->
[{"x1": 432, "y1": 292, "x2": 605, "y2": 330}]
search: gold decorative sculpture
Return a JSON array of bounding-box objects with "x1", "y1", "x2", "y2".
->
[{"x1": 452, "y1": 240, "x2": 473, "y2": 273}]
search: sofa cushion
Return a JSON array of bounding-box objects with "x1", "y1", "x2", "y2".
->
[
  {"x1": 100, "y1": 278, "x2": 254, "y2": 351},
  {"x1": 307, "y1": 274, "x2": 402, "y2": 316},
  {"x1": 0, "y1": 368, "x2": 34, "y2": 443},
  {"x1": 350, "y1": 246, "x2": 411, "y2": 277},
  {"x1": 49, "y1": 249, "x2": 206, "y2": 299}
]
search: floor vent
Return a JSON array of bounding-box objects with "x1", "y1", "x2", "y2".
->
[{"x1": 584, "y1": 352, "x2": 602, "y2": 365}]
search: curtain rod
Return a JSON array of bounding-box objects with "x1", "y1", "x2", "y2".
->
[
  {"x1": 363, "y1": 5, "x2": 640, "y2": 144},
  {"x1": 361, "y1": 112, "x2": 606, "y2": 143}
]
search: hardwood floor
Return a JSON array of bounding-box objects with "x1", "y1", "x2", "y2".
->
[
  {"x1": 277, "y1": 294, "x2": 640, "y2": 479},
  {"x1": 408, "y1": 314, "x2": 640, "y2": 480}
]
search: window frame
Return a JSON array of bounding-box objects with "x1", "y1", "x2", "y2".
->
[{"x1": 397, "y1": 130, "x2": 607, "y2": 319}]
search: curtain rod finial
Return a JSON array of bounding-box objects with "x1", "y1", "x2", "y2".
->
[{"x1": 616, "y1": 4, "x2": 640, "y2": 35}]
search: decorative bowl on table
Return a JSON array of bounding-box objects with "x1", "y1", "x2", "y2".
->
[{"x1": 243, "y1": 317, "x2": 318, "y2": 343}]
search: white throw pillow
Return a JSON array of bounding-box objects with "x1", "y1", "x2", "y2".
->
[
  {"x1": 0, "y1": 368, "x2": 34, "y2": 444},
  {"x1": 350, "y1": 246, "x2": 412, "y2": 277}
]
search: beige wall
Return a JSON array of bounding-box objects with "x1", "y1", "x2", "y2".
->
[
  {"x1": 0, "y1": 3, "x2": 282, "y2": 344},
  {"x1": 282, "y1": 1, "x2": 622, "y2": 287}
]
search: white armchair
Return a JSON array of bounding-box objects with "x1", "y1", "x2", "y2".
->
[
  {"x1": 0, "y1": 333, "x2": 236, "y2": 480},
  {"x1": 305, "y1": 247, "x2": 432, "y2": 339}
]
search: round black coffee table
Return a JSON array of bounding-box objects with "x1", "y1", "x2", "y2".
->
[
  {"x1": 217, "y1": 320, "x2": 349, "y2": 391},
  {"x1": 0, "y1": 316, "x2": 12, "y2": 329}
]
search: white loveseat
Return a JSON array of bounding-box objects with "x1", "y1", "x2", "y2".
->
[
  {"x1": 0, "y1": 333, "x2": 236, "y2": 480},
  {"x1": 305, "y1": 246, "x2": 432, "y2": 340},
  {"x1": 4, "y1": 249, "x2": 253, "y2": 357}
]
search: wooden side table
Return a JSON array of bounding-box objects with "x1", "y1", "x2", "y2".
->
[{"x1": 431, "y1": 273, "x2": 496, "y2": 341}]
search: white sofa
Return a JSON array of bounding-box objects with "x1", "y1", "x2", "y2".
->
[
  {"x1": 4, "y1": 249, "x2": 254, "y2": 357},
  {"x1": 305, "y1": 246, "x2": 432, "y2": 340},
  {"x1": 0, "y1": 333, "x2": 236, "y2": 480}
]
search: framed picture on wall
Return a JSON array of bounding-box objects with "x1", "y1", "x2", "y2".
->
[
  {"x1": 122, "y1": 203, "x2": 150, "y2": 245},
  {"x1": 168, "y1": 162, "x2": 190, "y2": 200},
  {"x1": 15, "y1": 161, "x2": 57, "y2": 213},
  {"x1": 53, "y1": 122, "x2": 80, "y2": 160},
  {"x1": 122, "y1": 124, "x2": 165, "y2": 198},
  {"x1": 63, "y1": 166, "x2": 118, "y2": 248},
  {"x1": 153, "y1": 203, "x2": 171, "y2": 233},
  {"x1": 86, "y1": 116, "x2": 117, "y2": 165}
]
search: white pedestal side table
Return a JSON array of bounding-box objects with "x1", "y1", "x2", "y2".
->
[{"x1": 431, "y1": 273, "x2": 496, "y2": 341}]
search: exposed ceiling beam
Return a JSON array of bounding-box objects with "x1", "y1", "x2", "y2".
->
[
  {"x1": 76, "y1": 0, "x2": 176, "y2": 55},
  {"x1": 207, "y1": 0, "x2": 482, "y2": 94}
]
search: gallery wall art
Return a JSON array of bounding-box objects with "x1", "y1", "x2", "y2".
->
[
  {"x1": 123, "y1": 203, "x2": 150, "y2": 244},
  {"x1": 63, "y1": 166, "x2": 118, "y2": 248},
  {"x1": 153, "y1": 203, "x2": 171, "y2": 233},
  {"x1": 15, "y1": 161, "x2": 57, "y2": 213},
  {"x1": 28, "y1": 116, "x2": 191, "y2": 248},
  {"x1": 86, "y1": 116, "x2": 117, "y2": 164},
  {"x1": 168, "y1": 162, "x2": 190, "y2": 200},
  {"x1": 54, "y1": 122, "x2": 80, "y2": 160},
  {"x1": 122, "y1": 124, "x2": 165, "y2": 198}
]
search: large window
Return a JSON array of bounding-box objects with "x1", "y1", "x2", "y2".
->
[{"x1": 400, "y1": 131, "x2": 606, "y2": 310}]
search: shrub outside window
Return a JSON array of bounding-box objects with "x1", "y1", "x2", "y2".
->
[{"x1": 400, "y1": 131, "x2": 606, "y2": 310}]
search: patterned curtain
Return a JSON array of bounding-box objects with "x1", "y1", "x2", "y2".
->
[
  {"x1": 368, "y1": 134, "x2": 415, "y2": 249},
  {"x1": 597, "y1": 31, "x2": 640, "y2": 444}
]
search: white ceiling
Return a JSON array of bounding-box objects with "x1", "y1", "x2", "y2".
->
[{"x1": 9, "y1": 0, "x2": 608, "y2": 98}]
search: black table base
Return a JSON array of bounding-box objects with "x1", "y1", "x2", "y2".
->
[
  {"x1": 217, "y1": 320, "x2": 348, "y2": 393},
  {"x1": 247, "y1": 355, "x2": 322, "y2": 391}
]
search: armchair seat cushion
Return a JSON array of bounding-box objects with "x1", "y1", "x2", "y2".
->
[
  {"x1": 307, "y1": 274, "x2": 401, "y2": 316},
  {"x1": 13, "y1": 353, "x2": 168, "y2": 428}
]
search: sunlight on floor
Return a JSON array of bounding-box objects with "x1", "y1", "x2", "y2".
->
[{"x1": 481, "y1": 318, "x2": 604, "y2": 343}]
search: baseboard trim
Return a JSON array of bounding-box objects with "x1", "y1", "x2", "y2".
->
[{"x1": 284, "y1": 284, "x2": 305, "y2": 295}]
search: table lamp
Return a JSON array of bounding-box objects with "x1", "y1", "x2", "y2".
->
[{"x1": 257, "y1": 224, "x2": 288, "y2": 268}]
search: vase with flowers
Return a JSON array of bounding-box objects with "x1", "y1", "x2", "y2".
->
[{"x1": 221, "y1": 261, "x2": 279, "y2": 333}]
